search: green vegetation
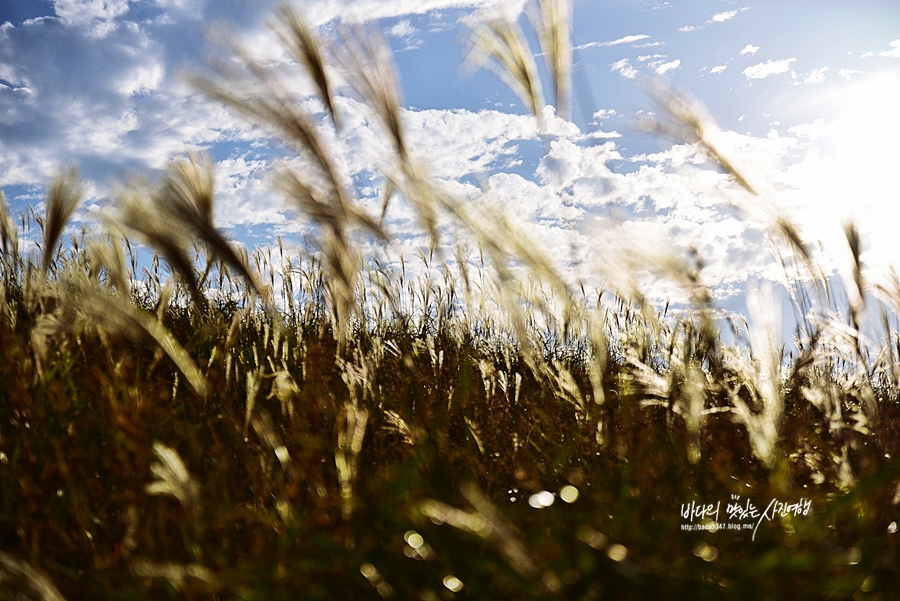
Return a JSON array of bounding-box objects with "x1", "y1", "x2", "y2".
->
[{"x1": 1, "y1": 3, "x2": 899, "y2": 599}]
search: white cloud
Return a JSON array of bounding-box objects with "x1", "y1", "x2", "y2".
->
[
  {"x1": 149, "y1": 0, "x2": 211, "y2": 20},
  {"x1": 743, "y1": 58, "x2": 796, "y2": 79},
  {"x1": 802, "y1": 67, "x2": 829, "y2": 84},
  {"x1": 301, "y1": 0, "x2": 528, "y2": 26},
  {"x1": 879, "y1": 40, "x2": 900, "y2": 58},
  {"x1": 655, "y1": 59, "x2": 680, "y2": 75},
  {"x1": 711, "y1": 10, "x2": 739, "y2": 22},
  {"x1": 629, "y1": 54, "x2": 680, "y2": 76},
  {"x1": 52, "y1": 0, "x2": 131, "y2": 27},
  {"x1": 710, "y1": 65, "x2": 727, "y2": 74},
  {"x1": 592, "y1": 108, "x2": 616, "y2": 120},
  {"x1": 575, "y1": 34, "x2": 650, "y2": 50},
  {"x1": 387, "y1": 19, "x2": 417, "y2": 38},
  {"x1": 214, "y1": 155, "x2": 286, "y2": 227},
  {"x1": 400, "y1": 106, "x2": 548, "y2": 179},
  {"x1": 860, "y1": 51, "x2": 874, "y2": 58},
  {"x1": 680, "y1": 8, "x2": 748, "y2": 33},
  {"x1": 116, "y1": 62, "x2": 164, "y2": 96},
  {"x1": 839, "y1": 69, "x2": 862, "y2": 79},
  {"x1": 788, "y1": 119, "x2": 826, "y2": 141},
  {"x1": 0, "y1": 14, "x2": 254, "y2": 188},
  {"x1": 536, "y1": 138, "x2": 620, "y2": 194},
  {"x1": 740, "y1": 44, "x2": 759, "y2": 56},
  {"x1": 611, "y1": 59, "x2": 638, "y2": 79}
]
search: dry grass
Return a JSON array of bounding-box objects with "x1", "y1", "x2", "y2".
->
[{"x1": 2, "y1": 2, "x2": 900, "y2": 599}]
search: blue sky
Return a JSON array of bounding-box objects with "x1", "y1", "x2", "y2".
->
[{"x1": 1, "y1": 0, "x2": 900, "y2": 313}]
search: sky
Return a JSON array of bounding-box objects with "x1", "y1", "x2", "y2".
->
[{"x1": 2, "y1": 0, "x2": 900, "y2": 318}]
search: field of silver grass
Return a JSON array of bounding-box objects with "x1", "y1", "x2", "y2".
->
[{"x1": 1, "y1": 2, "x2": 899, "y2": 599}]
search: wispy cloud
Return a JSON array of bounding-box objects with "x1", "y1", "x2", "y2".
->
[
  {"x1": 385, "y1": 18, "x2": 423, "y2": 51},
  {"x1": 632, "y1": 55, "x2": 681, "y2": 76},
  {"x1": 387, "y1": 19, "x2": 418, "y2": 38},
  {"x1": 679, "y1": 7, "x2": 748, "y2": 33},
  {"x1": 301, "y1": 0, "x2": 530, "y2": 26},
  {"x1": 740, "y1": 44, "x2": 759, "y2": 56},
  {"x1": 839, "y1": 68, "x2": 862, "y2": 79},
  {"x1": 575, "y1": 34, "x2": 650, "y2": 50},
  {"x1": 710, "y1": 65, "x2": 727, "y2": 74},
  {"x1": 743, "y1": 58, "x2": 796, "y2": 79},
  {"x1": 655, "y1": 59, "x2": 680, "y2": 75}
]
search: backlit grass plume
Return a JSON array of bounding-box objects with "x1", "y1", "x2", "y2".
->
[
  {"x1": 41, "y1": 168, "x2": 83, "y2": 276},
  {"x1": 463, "y1": 5, "x2": 546, "y2": 129}
]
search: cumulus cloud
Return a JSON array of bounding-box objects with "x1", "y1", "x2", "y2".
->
[
  {"x1": 0, "y1": 0, "x2": 548, "y2": 197},
  {"x1": 387, "y1": 19, "x2": 417, "y2": 38},
  {"x1": 384, "y1": 17, "x2": 423, "y2": 51},
  {"x1": 213, "y1": 154, "x2": 286, "y2": 228},
  {"x1": 0, "y1": 14, "x2": 252, "y2": 189},
  {"x1": 143, "y1": 0, "x2": 205, "y2": 20},
  {"x1": 802, "y1": 67, "x2": 829, "y2": 84},
  {"x1": 711, "y1": 10, "x2": 740, "y2": 22},
  {"x1": 3, "y1": 0, "x2": 894, "y2": 305},
  {"x1": 879, "y1": 40, "x2": 900, "y2": 58},
  {"x1": 627, "y1": 55, "x2": 681, "y2": 76},
  {"x1": 611, "y1": 59, "x2": 638, "y2": 79},
  {"x1": 116, "y1": 62, "x2": 164, "y2": 96},
  {"x1": 743, "y1": 58, "x2": 796, "y2": 79},
  {"x1": 400, "y1": 106, "x2": 550, "y2": 180},
  {"x1": 655, "y1": 59, "x2": 680, "y2": 75},
  {"x1": 52, "y1": 0, "x2": 131, "y2": 27}
]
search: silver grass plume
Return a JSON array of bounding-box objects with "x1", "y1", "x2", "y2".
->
[
  {"x1": 0, "y1": 552, "x2": 67, "y2": 601},
  {"x1": 271, "y1": 3, "x2": 340, "y2": 127},
  {"x1": 643, "y1": 81, "x2": 825, "y2": 293},
  {"x1": 145, "y1": 441, "x2": 203, "y2": 537},
  {"x1": 41, "y1": 168, "x2": 83, "y2": 275},
  {"x1": 528, "y1": 0, "x2": 572, "y2": 120},
  {"x1": 188, "y1": 13, "x2": 389, "y2": 342},
  {"x1": 153, "y1": 152, "x2": 270, "y2": 306},
  {"x1": 117, "y1": 181, "x2": 206, "y2": 311},
  {"x1": 463, "y1": 5, "x2": 545, "y2": 129}
]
